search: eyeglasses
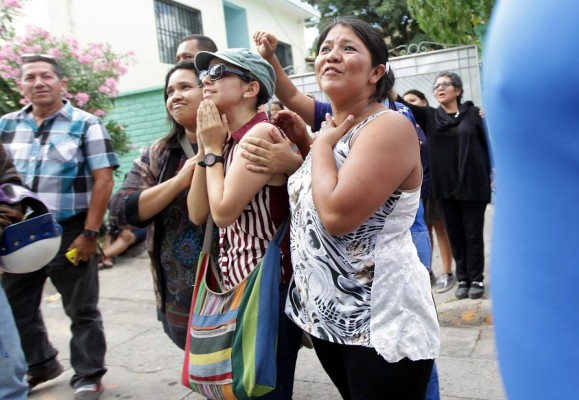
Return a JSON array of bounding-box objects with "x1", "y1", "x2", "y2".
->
[
  {"x1": 432, "y1": 81, "x2": 454, "y2": 92},
  {"x1": 198, "y1": 63, "x2": 252, "y2": 87}
]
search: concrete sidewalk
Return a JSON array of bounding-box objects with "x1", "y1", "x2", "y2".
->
[{"x1": 27, "y1": 208, "x2": 504, "y2": 400}]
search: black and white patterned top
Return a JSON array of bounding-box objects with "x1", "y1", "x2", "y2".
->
[{"x1": 285, "y1": 110, "x2": 440, "y2": 362}]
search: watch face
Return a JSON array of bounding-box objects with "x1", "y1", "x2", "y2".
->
[
  {"x1": 203, "y1": 153, "x2": 224, "y2": 167},
  {"x1": 205, "y1": 153, "x2": 217, "y2": 166}
]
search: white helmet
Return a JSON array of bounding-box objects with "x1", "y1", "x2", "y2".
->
[{"x1": 0, "y1": 183, "x2": 63, "y2": 274}]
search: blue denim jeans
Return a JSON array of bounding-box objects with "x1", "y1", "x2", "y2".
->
[
  {"x1": 411, "y1": 230, "x2": 432, "y2": 270},
  {"x1": 0, "y1": 284, "x2": 28, "y2": 400},
  {"x1": 425, "y1": 362, "x2": 440, "y2": 400},
  {"x1": 411, "y1": 229, "x2": 440, "y2": 400}
]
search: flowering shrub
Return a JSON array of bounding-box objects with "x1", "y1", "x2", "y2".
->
[
  {"x1": 0, "y1": 0, "x2": 135, "y2": 156},
  {"x1": 0, "y1": 0, "x2": 20, "y2": 41}
]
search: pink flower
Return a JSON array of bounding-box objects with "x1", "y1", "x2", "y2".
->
[
  {"x1": 74, "y1": 92, "x2": 90, "y2": 107},
  {"x1": 26, "y1": 26, "x2": 50, "y2": 40},
  {"x1": 94, "y1": 109, "x2": 105, "y2": 117},
  {"x1": 78, "y1": 54, "x2": 92, "y2": 65},
  {"x1": 88, "y1": 42, "x2": 104, "y2": 51},
  {"x1": 104, "y1": 77, "x2": 117, "y2": 88},
  {"x1": 65, "y1": 36, "x2": 79, "y2": 51},
  {"x1": 46, "y1": 48, "x2": 62, "y2": 58},
  {"x1": 89, "y1": 48, "x2": 103, "y2": 58},
  {"x1": 2, "y1": 0, "x2": 23, "y2": 9},
  {"x1": 21, "y1": 44, "x2": 41, "y2": 55},
  {"x1": 6, "y1": 66, "x2": 20, "y2": 79}
]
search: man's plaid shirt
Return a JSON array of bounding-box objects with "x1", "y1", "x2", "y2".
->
[{"x1": 0, "y1": 100, "x2": 119, "y2": 222}]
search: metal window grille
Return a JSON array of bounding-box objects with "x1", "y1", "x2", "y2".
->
[
  {"x1": 154, "y1": 0, "x2": 203, "y2": 64},
  {"x1": 275, "y1": 41, "x2": 294, "y2": 75}
]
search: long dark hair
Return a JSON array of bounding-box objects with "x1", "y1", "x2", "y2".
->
[
  {"x1": 159, "y1": 61, "x2": 198, "y2": 149},
  {"x1": 316, "y1": 16, "x2": 395, "y2": 107}
]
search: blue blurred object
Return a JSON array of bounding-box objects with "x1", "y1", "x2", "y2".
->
[{"x1": 483, "y1": 1, "x2": 579, "y2": 398}]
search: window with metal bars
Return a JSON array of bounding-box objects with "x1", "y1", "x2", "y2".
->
[
  {"x1": 154, "y1": 0, "x2": 203, "y2": 64},
  {"x1": 275, "y1": 41, "x2": 294, "y2": 75}
]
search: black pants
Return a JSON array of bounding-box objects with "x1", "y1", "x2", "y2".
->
[
  {"x1": 311, "y1": 336, "x2": 433, "y2": 400},
  {"x1": 1, "y1": 214, "x2": 107, "y2": 388},
  {"x1": 440, "y1": 199, "x2": 487, "y2": 283}
]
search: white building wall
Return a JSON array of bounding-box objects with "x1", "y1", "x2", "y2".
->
[
  {"x1": 227, "y1": 0, "x2": 313, "y2": 74},
  {"x1": 13, "y1": 0, "x2": 316, "y2": 93}
]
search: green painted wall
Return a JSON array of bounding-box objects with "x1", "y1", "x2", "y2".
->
[{"x1": 106, "y1": 86, "x2": 169, "y2": 193}]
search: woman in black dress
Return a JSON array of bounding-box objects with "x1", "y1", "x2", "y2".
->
[{"x1": 400, "y1": 72, "x2": 491, "y2": 300}]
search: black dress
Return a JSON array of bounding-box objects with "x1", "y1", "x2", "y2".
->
[
  {"x1": 401, "y1": 98, "x2": 492, "y2": 285},
  {"x1": 401, "y1": 100, "x2": 491, "y2": 202}
]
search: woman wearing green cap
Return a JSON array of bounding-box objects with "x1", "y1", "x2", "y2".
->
[{"x1": 187, "y1": 48, "x2": 302, "y2": 399}]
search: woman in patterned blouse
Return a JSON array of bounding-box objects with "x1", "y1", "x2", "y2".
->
[
  {"x1": 284, "y1": 17, "x2": 440, "y2": 399},
  {"x1": 109, "y1": 61, "x2": 215, "y2": 349}
]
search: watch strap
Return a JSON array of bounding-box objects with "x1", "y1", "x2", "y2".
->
[
  {"x1": 200, "y1": 153, "x2": 225, "y2": 167},
  {"x1": 82, "y1": 229, "x2": 99, "y2": 239},
  {"x1": 212, "y1": 155, "x2": 225, "y2": 165}
]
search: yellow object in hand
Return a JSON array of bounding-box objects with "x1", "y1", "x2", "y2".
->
[{"x1": 65, "y1": 248, "x2": 77, "y2": 264}]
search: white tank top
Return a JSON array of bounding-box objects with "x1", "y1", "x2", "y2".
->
[{"x1": 286, "y1": 110, "x2": 440, "y2": 362}]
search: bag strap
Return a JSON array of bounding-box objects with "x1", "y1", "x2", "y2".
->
[
  {"x1": 202, "y1": 214, "x2": 215, "y2": 253},
  {"x1": 178, "y1": 134, "x2": 197, "y2": 159},
  {"x1": 272, "y1": 216, "x2": 289, "y2": 247}
]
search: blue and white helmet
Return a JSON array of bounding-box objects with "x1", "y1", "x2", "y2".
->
[{"x1": 0, "y1": 183, "x2": 62, "y2": 273}]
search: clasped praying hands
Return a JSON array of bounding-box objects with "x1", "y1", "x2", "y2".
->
[{"x1": 196, "y1": 100, "x2": 229, "y2": 153}]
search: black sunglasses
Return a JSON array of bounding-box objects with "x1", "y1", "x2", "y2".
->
[{"x1": 198, "y1": 63, "x2": 251, "y2": 87}]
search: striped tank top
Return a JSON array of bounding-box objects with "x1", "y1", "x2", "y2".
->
[{"x1": 219, "y1": 112, "x2": 290, "y2": 289}]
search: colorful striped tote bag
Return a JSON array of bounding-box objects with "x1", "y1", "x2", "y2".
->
[{"x1": 182, "y1": 216, "x2": 288, "y2": 400}]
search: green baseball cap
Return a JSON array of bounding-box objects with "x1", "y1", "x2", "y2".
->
[{"x1": 194, "y1": 48, "x2": 276, "y2": 101}]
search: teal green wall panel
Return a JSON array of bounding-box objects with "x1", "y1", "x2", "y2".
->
[
  {"x1": 106, "y1": 86, "x2": 170, "y2": 193},
  {"x1": 224, "y1": 2, "x2": 249, "y2": 48}
]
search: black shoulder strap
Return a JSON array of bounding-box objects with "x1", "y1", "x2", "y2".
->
[
  {"x1": 178, "y1": 135, "x2": 215, "y2": 247},
  {"x1": 153, "y1": 145, "x2": 183, "y2": 313}
]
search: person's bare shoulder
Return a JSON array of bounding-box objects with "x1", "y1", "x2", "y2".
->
[
  {"x1": 358, "y1": 109, "x2": 415, "y2": 143},
  {"x1": 242, "y1": 121, "x2": 279, "y2": 142}
]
